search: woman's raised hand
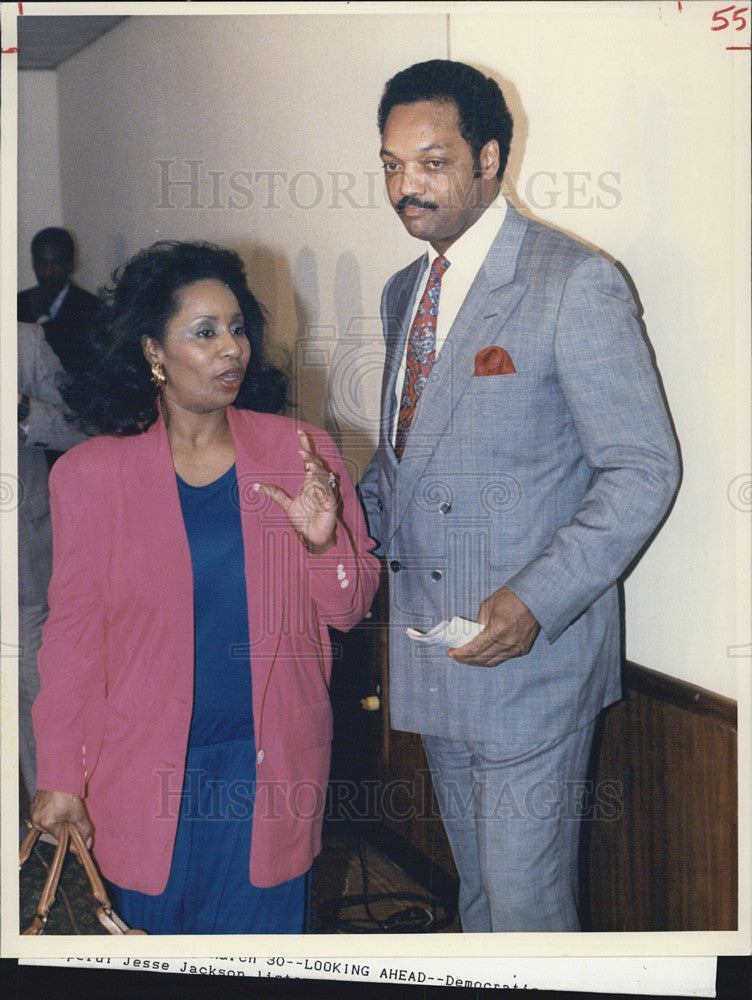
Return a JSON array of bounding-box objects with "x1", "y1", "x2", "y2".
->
[{"x1": 253, "y1": 430, "x2": 339, "y2": 553}]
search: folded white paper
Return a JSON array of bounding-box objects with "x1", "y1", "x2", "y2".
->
[{"x1": 406, "y1": 616, "x2": 485, "y2": 651}]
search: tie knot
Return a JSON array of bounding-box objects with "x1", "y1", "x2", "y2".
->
[{"x1": 430, "y1": 255, "x2": 450, "y2": 282}]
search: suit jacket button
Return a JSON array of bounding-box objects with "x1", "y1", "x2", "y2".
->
[
  {"x1": 431, "y1": 570, "x2": 443, "y2": 581},
  {"x1": 377, "y1": 500, "x2": 384, "y2": 511},
  {"x1": 439, "y1": 501, "x2": 452, "y2": 514},
  {"x1": 390, "y1": 560, "x2": 401, "y2": 572}
]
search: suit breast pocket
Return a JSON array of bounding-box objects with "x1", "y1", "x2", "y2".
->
[
  {"x1": 454, "y1": 373, "x2": 572, "y2": 481},
  {"x1": 462, "y1": 372, "x2": 549, "y2": 426}
]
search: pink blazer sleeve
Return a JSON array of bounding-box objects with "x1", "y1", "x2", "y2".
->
[
  {"x1": 33, "y1": 452, "x2": 107, "y2": 797},
  {"x1": 299, "y1": 426, "x2": 381, "y2": 631}
]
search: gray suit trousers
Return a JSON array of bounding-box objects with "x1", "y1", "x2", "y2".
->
[{"x1": 422, "y1": 719, "x2": 596, "y2": 932}]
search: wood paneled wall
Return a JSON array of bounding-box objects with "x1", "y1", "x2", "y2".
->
[
  {"x1": 377, "y1": 652, "x2": 738, "y2": 931},
  {"x1": 581, "y1": 662, "x2": 738, "y2": 931}
]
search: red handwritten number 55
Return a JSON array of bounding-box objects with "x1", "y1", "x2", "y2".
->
[{"x1": 711, "y1": 4, "x2": 749, "y2": 30}]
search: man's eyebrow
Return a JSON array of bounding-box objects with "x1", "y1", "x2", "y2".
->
[{"x1": 380, "y1": 143, "x2": 452, "y2": 158}]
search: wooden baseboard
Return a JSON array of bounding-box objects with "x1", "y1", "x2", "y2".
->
[
  {"x1": 582, "y1": 662, "x2": 738, "y2": 931},
  {"x1": 378, "y1": 658, "x2": 738, "y2": 932}
]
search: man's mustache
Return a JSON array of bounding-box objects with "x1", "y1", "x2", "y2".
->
[{"x1": 396, "y1": 196, "x2": 439, "y2": 213}]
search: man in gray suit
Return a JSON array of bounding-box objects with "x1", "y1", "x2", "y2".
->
[
  {"x1": 17, "y1": 322, "x2": 87, "y2": 804},
  {"x1": 359, "y1": 60, "x2": 680, "y2": 932}
]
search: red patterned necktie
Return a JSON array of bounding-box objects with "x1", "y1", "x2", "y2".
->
[{"x1": 394, "y1": 255, "x2": 450, "y2": 460}]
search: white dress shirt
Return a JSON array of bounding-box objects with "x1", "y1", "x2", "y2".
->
[{"x1": 392, "y1": 195, "x2": 507, "y2": 445}]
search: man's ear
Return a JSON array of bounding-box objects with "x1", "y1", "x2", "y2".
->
[{"x1": 478, "y1": 139, "x2": 500, "y2": 179}]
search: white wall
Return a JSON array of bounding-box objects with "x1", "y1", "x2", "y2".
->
[
  {"x1": 53, "y1": 12, "x2": 445, "y2": 485},
  {"x1": 448, "y1": 4, "x2": 751, "y2": 701},
  {"x1": 27, "y1": 7, "x2": 749, "y2": 699},
  {"x1": 16, "y1": 70, "x2": 62, "y2": 290}
]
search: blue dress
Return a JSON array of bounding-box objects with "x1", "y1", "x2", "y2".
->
[{"x1": 109, "y1": 465, "x2": 309, "y2": 934}]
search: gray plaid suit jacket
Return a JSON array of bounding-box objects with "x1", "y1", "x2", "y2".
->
[{"x1": 359, "y1": 202, "x2": 680, "y2": 747}]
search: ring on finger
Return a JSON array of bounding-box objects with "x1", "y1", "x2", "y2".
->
[{"x1": 328, "y1": 472, "x2": 337, "y2": 491}]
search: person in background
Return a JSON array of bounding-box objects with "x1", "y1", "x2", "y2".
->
[
  {"x1": 18, "y1": 227, "x2": 100, "y2": 375},
  {"x1": 30, "y1": 241, "x2": 380, "y2": 934},
  {"x1": 17, "y1": 322, "x2": 88, "y2": 810},
  {"x1": 359, "y1": 60, "x2": 680, "y2": 932}
]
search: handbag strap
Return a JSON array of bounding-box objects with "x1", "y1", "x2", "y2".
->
[
  {"x1": 18, "y1": 825, "x2": 42, "y2": 866},
  {"x1": 19, "y1": 825, "x2": 69, "y2": 935},
  {"x1": 66, "y1": 823, "x2": 113, "y2": 912},
  {"x1": 19, "y1": 822, "x2": 146, "y2": 935}
]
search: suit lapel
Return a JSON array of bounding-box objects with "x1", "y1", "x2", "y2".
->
[
  {"x1": 387, "y1": 204, "x2": 529, "y2": 542},
  {"x1": 382, "y1": 257, "x2": 427, "y2": 441},
  {"x1": 378, "y1": 257, "x2": 427, "y2": 494}
]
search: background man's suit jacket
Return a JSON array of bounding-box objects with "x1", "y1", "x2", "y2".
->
[
  {"x1": 18, "y1": 282, "x2": 100, "y2": 373},
  {"x1": 359, "y1": 202, "x2": 680, "y2": 748}
]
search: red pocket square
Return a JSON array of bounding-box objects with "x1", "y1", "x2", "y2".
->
[{"x1": 473, "y1": 345, "x2": 516, "y2": 376}]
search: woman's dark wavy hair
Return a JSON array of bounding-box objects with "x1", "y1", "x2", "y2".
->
[
  {"x1": 62, "y1": 241, "x2": 288, "y2": 435},
  {"x1": 377, "y1": 60, "x2": 513, "y2": 179}
]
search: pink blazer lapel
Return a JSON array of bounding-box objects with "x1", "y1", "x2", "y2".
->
[{"x1": 130, "y1": 418, "x2": 196, "y2": 678}]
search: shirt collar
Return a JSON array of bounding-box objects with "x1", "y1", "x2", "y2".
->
[
  {"x1": 426, "y1": 192, "x2": 507, "y2": 272},
  {"x1": 46, "y1": 282, "x2": 70, "y2": 320}
]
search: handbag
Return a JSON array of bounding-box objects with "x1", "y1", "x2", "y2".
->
[{"x1": 19, "y1": 822, "x2": 146, "y2": 935}]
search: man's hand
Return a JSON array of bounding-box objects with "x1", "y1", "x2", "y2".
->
[
  {"x1": 30, "y1": 789, "x2": 94, "y2": 848},
  {"x1": 448, "y1": 586, "x2": 540, "y2": 667}
]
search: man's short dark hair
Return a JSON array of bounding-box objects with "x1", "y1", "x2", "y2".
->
[
  {"x1": 31, "y1": 227, "x2": 75, "y2": 263},
  {"x1": 378, "y1": 60, "x2": 513, "y2": 179}
]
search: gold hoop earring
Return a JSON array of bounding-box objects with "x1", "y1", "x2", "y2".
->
[{"x1": 150, "y1": 362, "x2": 166, "y2": 392}]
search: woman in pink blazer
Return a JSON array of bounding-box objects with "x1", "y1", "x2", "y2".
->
[{"x1": 30, "y1": 242, "x2": 380, "y2": 933}]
